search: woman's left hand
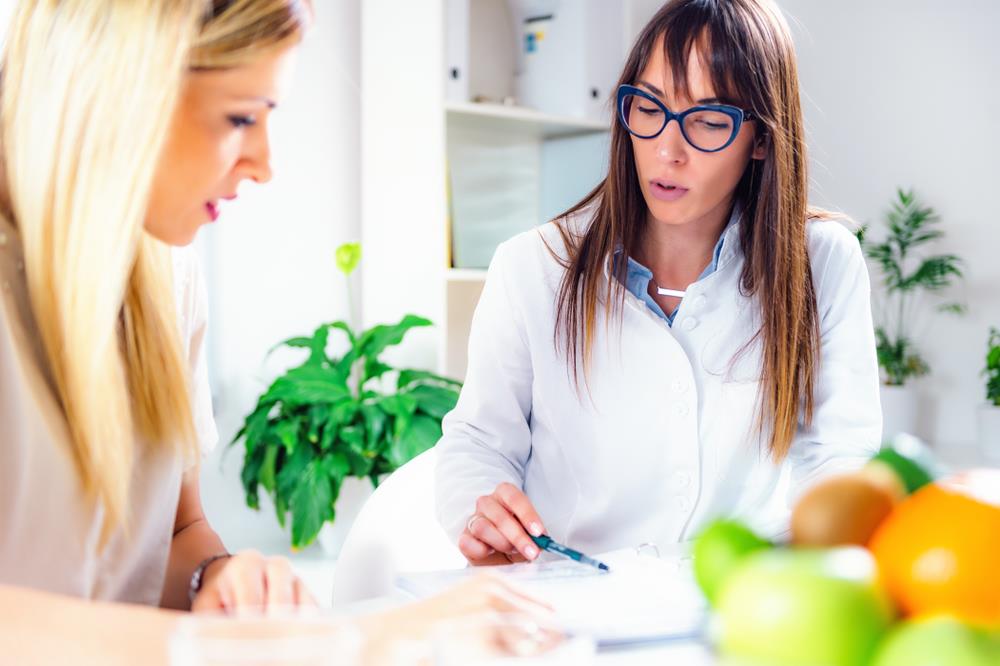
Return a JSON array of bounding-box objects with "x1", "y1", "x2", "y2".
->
[{"x1": 190, "y1": 550, "x2": 317, "y2": 613}]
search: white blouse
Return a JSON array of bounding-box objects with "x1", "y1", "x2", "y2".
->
[
  {"x1": 436, "y1": 205, "x2": 882, "y2": 553},
  {"x1": 0, "y1": 214, "x2": 217, "y2": 604}
]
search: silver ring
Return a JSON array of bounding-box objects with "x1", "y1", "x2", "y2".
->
[{"x1": 466, "y1": 514, "x2": 484, "y2": 533}]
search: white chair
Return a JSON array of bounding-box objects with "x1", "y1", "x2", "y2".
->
[{"x1": 331, "y1": 446, "x2": 466, "y2": 606}]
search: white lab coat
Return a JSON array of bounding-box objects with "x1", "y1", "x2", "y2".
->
[{"x1": 435, "y1": 205, "x2": 881, "y2": 553}]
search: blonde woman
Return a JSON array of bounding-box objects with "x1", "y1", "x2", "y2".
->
[{"x1": 0, "y1": 0, "x2": 545, "y2": 660}]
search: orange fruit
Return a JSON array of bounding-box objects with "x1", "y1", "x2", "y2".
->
[{"x1": 869, "y1": 469, "x2": 1000, "y2": 626}]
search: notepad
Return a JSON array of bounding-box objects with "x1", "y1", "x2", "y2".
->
[{"x1": 396, "y1": 548, "x2": 709, "y2": 648}]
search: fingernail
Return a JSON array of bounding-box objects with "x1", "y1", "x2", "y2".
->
[
  {"x1": 529, "y1": 522, "x2": 543, "y2": 537},
  {"x1": 526, "y1": 545, "x2": 539, "y2": 559}
]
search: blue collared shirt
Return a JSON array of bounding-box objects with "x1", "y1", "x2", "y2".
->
[{"x1": 616, "y1": 222, "x2": 731, "y2": 326}]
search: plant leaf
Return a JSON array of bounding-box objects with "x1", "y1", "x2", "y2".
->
[
  {"x1": 380, "y1": 393, "x2": 418, "y2": 444},
  {"x1": 259, "y1": 445, "x2": 279, "y2": 493},
  {"x1": 268, "y1": 336, "x2": 313, "y2": 354},
  {"x1": 357, "y1": 315, "x2": 432, "y2": 360},
  {"x1": 387, "y1": 414, "x2": 442, "y2": 469},
  {"x1": 363, "y1": 358, "x2": 394, "y2": 385},
  {"x1": 397, "y1": 369, "x2": 463, "y2": 391},
  {"x1": 340, "y1": 424, "x2": 366, "y2": 453},
  {"x1": 323, "y1": 451, "x2": 352, "y2": 482},
  {"x1": 360, "y1": 403, "x2": 387, "y2": 450},
  {"x1": 289, "y1": 460, "x2": 335, "y2": 548},
  {"x1": 240, "y1": 444, "x2": 266, "y2": 510},
  {"x1": 378, "y1": 393, "x2": 418, "y2": 418},
  {"x1": 274, "y1": 419, "x2": 299, "y2": 454},
  {"x1": 306, "y1": 404, "x2": 330, "y2": 444},
  {"x1": 937, "y1": 302, "x2": 966, "y2": 315},
  {"x1": 899, "y1": 255, "x2": 963, "y2": 292},
  {"x1": 276, "y1": 443, "x2": 314, "y2": 503},
  {"x1": 262, "y1": 365, "x2": 350, "y2": 406},
  {"x1": 232, "y1": 399, "x2": 274, "y2": 453},
  {"x1": 407, "y1": 383, "x2": 460, "y2": 419},
  {"x1": 328, "y1": 320, "x2": 357, "y2": 346}
]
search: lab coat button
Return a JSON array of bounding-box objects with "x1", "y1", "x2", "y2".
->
[
  {"x1": 672, "y1": 471, "x2": 692, "y2": 489},
  {"x1": 673, "y1": 402, "x2": 690, "y2": 417},
  {"x1": 670, "y1": 379, "x2": 688, "y2": 394},
  {"x1": 676, "y1": 496, "x2": 691, "y2": 512},
  {"x1": 692, "y1": 295, "x2": 708, "y2": 311},
  {"x1": 681, "y1": 317, "x2": 698, "y2": 331}
]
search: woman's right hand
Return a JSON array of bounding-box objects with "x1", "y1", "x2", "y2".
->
[
  {"x1": 359, "y1": 574, "x2": 554, "y2": 662},
  {"x1": 368, "y1": 573, "x2": 553, "y2": 642},
  {"x1": 458, "y1": 482, "x2": 546, "y2": 565}
]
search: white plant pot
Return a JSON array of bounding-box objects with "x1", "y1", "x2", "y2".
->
[
  {"x1": 317, "y1": 477, "x2": 376, "y2": 558},
  {"x1": 977, "y1": 404, "x2": 1000, "y2": 463},
  {"x1": 880, "y1": 384, "x2": 920, "y2": 442}
]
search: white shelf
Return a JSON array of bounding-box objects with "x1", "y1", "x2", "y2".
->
[
  {"x1": 445, "y1": 101, "x2": 610, "y2": 140},
  {"x1": 446, "y1": 267, "x2": 488, "y2": 282}
]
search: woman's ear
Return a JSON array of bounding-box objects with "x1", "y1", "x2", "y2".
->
[{"x1": 751, "y1": 131, "x2": 768, "y2": 160}]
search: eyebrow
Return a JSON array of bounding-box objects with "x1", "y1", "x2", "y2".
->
[
  {"x1": 232, "y1": 95, "x2": 278, "y2": 109},
  {"x1": 637, "y1": 80, "x2": 722, "y2": 105}
]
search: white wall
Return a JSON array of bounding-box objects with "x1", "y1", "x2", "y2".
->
[
  {"x1": 2, "y1": 0, "x2": 994, "y2": 551},
  {"x1": 198, "y1": 0, "x2": 362, "y2": 553},
  {"x1": 359, "y1": 0, "x2": 447, "y2": 373},
  {"x1": 778, "y1": 0, "x2": 1000, "y2": 450}
]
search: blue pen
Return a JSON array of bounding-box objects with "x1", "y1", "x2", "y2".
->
[{"x1": 531, "y1": 534, "x2": 611, "y2": 572}]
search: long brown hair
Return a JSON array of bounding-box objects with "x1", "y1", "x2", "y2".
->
[{"x1": 548, "y1": 0, "x2": 824, "y2": 461}]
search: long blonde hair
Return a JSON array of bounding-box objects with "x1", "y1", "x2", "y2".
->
[
  {"x1": 0, "y1": 0, "x2": 309, "y2": 532},
  {"x1": 550, "y1": 0, "x2": 821, "y2": 461}
]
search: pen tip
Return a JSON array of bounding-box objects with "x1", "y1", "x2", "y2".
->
[{"x1": 599, "y1": 563, "x2": 610, "y2": 572}]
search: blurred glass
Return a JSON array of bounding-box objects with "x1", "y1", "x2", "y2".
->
[
  {"x1": 168, "y1": 608, "x2": 361, "y2": 666},
  {"x1": 430, "y1": 613, "x2": 595, "y2": 666}
]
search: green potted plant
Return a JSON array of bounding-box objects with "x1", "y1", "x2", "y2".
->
[
  {"x1": 858, "y1": 188, "x2": 963, "y2": 440},
  {"x1": 978, "y1": 327, "x2": 1000, "y2": 462},
  {"x1": 230, "y1": 242, "x2": 462, "y2": 554}
]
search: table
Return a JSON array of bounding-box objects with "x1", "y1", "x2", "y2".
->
[{"x1": 287, "y1": 550, "x2": 722, "y2": 664}]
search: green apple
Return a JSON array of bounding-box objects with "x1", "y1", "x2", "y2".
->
[
  {"x1": 715, "y1": 547, "x2": 895, "y2": 666},
  {"x1": 872, "y1": 616, "x2": 1000, "y2": 666},
  {"x1": 693, "y1": 519, "x2": 771, "y2": 606}
]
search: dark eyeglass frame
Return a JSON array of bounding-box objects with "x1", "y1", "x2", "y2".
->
[{"x1": 616, "y1": 84, "x2": 756, "y2": 153}]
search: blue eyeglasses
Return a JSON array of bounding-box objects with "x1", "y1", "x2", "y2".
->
[{"x1": 617, "y1": 84, "x2": 756, "y2": 153}]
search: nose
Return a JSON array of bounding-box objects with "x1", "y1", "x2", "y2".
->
[
  {"x1": 237, "y1": 125, "x2": 274, "y2": 185},
  {"x1": 654, "y1": 118, "x2": 688, "y2": 164}
]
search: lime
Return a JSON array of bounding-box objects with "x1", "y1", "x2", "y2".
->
[{"x1": 870, "y1": 448, "x2": 934, "y2": 494}]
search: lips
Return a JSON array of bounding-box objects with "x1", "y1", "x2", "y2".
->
[
  {"x1": 205, "y1": 201, "x2": 220, "y2": 222},
  {"x1": 205, "y1": 194, "x2": 237, "y2": 222},
  {"x1": 649, "y1": 179, "x2": 690, "y2": 202}
]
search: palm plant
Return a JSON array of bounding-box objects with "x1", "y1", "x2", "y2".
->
[
  {"x1": 858, "y1": 189, "x2": 963, "y2": 386},
  {"x1": 985, "y1": 327, "x2": 1000, "y2": 407}
]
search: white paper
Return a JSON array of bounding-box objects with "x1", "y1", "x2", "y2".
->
[{"x1": 396, "y1": 549, "x2": 708, "y2": 647}]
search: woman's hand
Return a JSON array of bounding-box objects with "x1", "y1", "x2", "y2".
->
[
  {"x1": 191, "y1": 550, "x2": 317, "y2": 613},
  {"x1": 361, "y1": 573, "x2": 554, "y2": 652},
  {"x1": 459, "y1": 482, "x2": 546, "y2": 565}
]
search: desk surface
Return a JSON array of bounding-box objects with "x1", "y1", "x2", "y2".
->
[{"x1": 289, "y1": 549, "x2": 721, "y2": 665}]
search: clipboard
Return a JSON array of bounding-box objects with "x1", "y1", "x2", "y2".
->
[{"x1": 396, "y1": 545, "x2": 709, "y2": 649}]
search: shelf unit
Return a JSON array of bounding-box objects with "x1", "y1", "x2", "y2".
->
[
  {"x1": 445, "y1": 267, "x2": 488, "y2": 282},
  {"x1": 361, "y1": 0, "x2": 661, "y2": 381},
  {"x1": 445, "y1": 101, "x2": 609, "y2": 140}
]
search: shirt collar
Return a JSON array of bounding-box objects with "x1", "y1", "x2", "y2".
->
[{"x1": 609, "y1": 202, "x2": 743, "y2": 282}]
